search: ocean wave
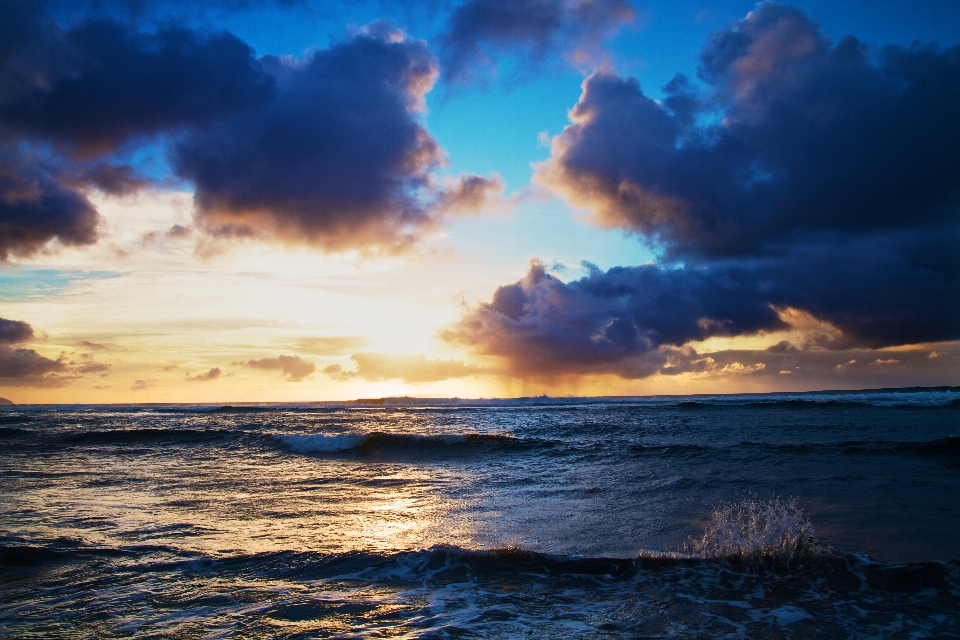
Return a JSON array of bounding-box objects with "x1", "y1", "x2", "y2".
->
[
  {"x1": 0, "y1": 426, "x2": 30, "y2": 438},
  {"x1": 672, "y1": 394, "x2": 960, "y2": 409},
  {"x1": 152, "y1": 404, "x2": 333, "y2": 414},
  {"x1": 629, "y1": 437, "x2": 960, "y2": 459},
  {"x1": 275, "y1": 431, "x2": 548, "y2": 455},
  {"x1": 3, "y1": 537, "x2": 957, "y2": 639},
  {"x1": 63, "y1": 428, "x2": 244, "y2": 445}
]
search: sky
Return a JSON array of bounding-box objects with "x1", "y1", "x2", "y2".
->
[{"x1": 1, "y1": 0, "x2": 959, "y2": 403}]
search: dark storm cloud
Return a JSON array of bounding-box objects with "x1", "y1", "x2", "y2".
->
[
  {"x1": 0, "y1": 0, "x2": 272, "y2": 257},
  {"x1": 0, "y1": 3, "x2": 274, "y2": 157},
  {"x1": 441, "y1": 260, "x2": 784, "y2": 377},
  {"x1": 0, "y1": 152, "x2": 100, "y2": 260},
  {"x1": 452, "y1": 2, "x2": 960, "y2": 378},
  {"x1": 439, "y1": 0, "x2": 634, "y2": 84},
  {"x1": 444, "y1": 244, "x2": 960, "y2": 377},
  {"x1": 174, "y1": 29, "x2": 449, "y2": 252},
  {"x1": 238, "y1": 355, "x2": 315, "y2": 381},
  {"x1": 537, "y1": 2, "x2": 960, "y2": 260},
  {"x1": 2, "y1": 2, "x2": 481, "y2": 256}
]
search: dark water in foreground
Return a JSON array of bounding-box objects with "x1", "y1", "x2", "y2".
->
[{"x1": 1, "y1": 389, "x2": 958, "y2": 637}]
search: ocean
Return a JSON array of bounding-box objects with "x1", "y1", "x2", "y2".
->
[{"x1": 1, "y1": 388, "x2": 958, "y2": 638}]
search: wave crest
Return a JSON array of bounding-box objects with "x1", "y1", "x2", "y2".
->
[{"x1": 275, "y1": 432, "x2": 544, "y2": 455}]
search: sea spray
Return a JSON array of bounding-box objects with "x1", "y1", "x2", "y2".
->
[{"x1": 685, "y1": 497, "x2": 823, "y2": 561}]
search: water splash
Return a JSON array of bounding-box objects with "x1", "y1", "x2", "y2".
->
[{"x1": 685, "y1": 497, "x2": 824, "y2": 560}]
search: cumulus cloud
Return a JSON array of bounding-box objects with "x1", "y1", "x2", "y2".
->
[
  {"x1": 446, "y1": 3, "x2": 960, "y2": 380},
  {"x1": 186, "y1": 366, "x2": 221, "y2": 381},
  {"x1": 2, "y1": 3, "x2": 509, "y2": 257},
  {"x1": 174, "y1": 29, "x2": 449, "y2": 253},
  {"x1": 0, "y1": 5, "x2": 273, "y2": 157},
  {"x1": 238, "y1": 354, "x2": 315, "y2": 381},
  {"x1": 536, "y1": 2, "x2": 960, "y2": 261},
  {"x1": 0, "y1": 151, "x2": 100, "y2": 260},
  {"x1": 0, "y1": 317, "x2": 118, "y2": 385},
  {"x1": 324, "y1": 352, "x2": 482, "y2": 383},
  {"x1": 444, "y1": 249, "x2": 960, "y2": 378},
  {"x1": 442, "y1": 259, "x2": 784, "y2": 377},
  {"x1": 439, "y1": 0, "x2": 634, "y2": 84},
  {"x1": 434, "y1": 173, "x2": 514, "y2": 217},
  {"x1": 0, "y1": 317, "x2": 33, "y2": 344},
  {"x1": 0, "y1": 317, "x2": 69, "y2": 385},
  {"x1": 0, "y1": 0, "x2": 273, "y2": 258},
  {"x1": 0, "y1": 346, "x2": 69, "y2": 385}
]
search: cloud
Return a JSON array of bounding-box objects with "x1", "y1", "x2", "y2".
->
[
  {"x1": 131, "y1": 378, "x2": 156, "y2": 390},
  {"x1": 324, "y1": 352, "x2": 482, "y2": 383},
  {"x1": 720, "y1": 361, "x2": 765, "y2": 374},
  {"x1": 2, "y1": 5, "x2": 508, "y2": 256},
  {"x1": 442, "y1": 259, "x2": 784, "y2": 377},
  {"x1": 0, "y1": 317, "x2": 115, "y2": 385},
  {"x1": 434, "y1": 173, "x2": 514, "y2": 217},
  {"x1": 443, "y1": 250, "x2": 960, "y2": 378},
  {"x1": 445, "y1": 3, "x2": 960, "y2": 379},
  {"x1": 292, "y1": 336, "x2": 373, "y2": 356},
  {"x1": 536, "y1": 2, "x2": 960, "y2": 261},
  {"x1": 0, "y1": 7, "x2": 274, "y2": 157},
  {"x1": 72, "y1": 352, "x2": 111, "y2": 374},
  {"x1": 238, "y1": 354, "x2": 315, "y2": 381},
  {"x1": 0, "y1": 1, "x2": 273, "y2": 258},
  {"x1": 186, "y1": 366, "x2": 221, "y2": 381},
  {"x1": 165, "y1": 224, "x2": 192, "y2": 239},
  {"x1": 0, "y1": 317, "x2": 33, "y2": 344},
  {"x1": 766, "y1": 340, "x2": 798, "y2": 354},
  {"x1": 0, "y1": 151, "x2": 100, "y2": 260},
  {"x1": 0, "y1": 345, "x2": 70, "y2": 386},
  {"x1": 438, "y1": 0, "x2": 634, "y2": 84},
  {"x1": 174, "y1": 29, "x2": 449, "y2": 253},
  {"x1": 77, "y1": 340, "x2": 108, "y2": 351}
]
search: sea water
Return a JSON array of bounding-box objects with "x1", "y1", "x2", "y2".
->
[{"x1": 1, "y1": 389, "x2": 958, "y2": 637}]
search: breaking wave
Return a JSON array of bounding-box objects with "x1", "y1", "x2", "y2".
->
[
  {"x1": 3, "y1": 536, "x2": 957, "y2": 639},
  {"x1": 275, "y1": 431, "x2": 548, "y2": 455}
]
